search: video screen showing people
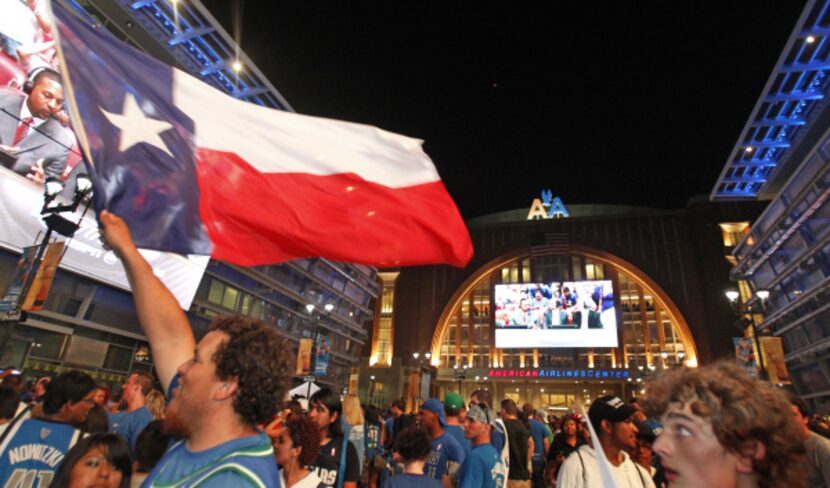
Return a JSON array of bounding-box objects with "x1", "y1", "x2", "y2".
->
[
  {"x1": 494, "y1": 281, "x2": 618, "y2": 348},
  {"x1": 0, "y1": 0, "x2": 84, "y2": 188}
]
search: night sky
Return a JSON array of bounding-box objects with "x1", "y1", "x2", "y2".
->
[{"x1": 199, "y1": 1, "x2": 806, "y2": 219}]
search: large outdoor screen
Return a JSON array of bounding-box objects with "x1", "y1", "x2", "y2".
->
[
  {"x1": 494, "y1": 281, "x2": 618, "y2": 348},
  {"x1": 0, "y1": 3, "x2": 207, "y2": 309}
]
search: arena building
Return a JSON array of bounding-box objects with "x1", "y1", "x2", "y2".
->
[
  {"x1": 360, "y1": 196, "x2": 764, "y2": 412},
  {"x1": 712, "y1": 0, "x2": 830, "y2": 413}
]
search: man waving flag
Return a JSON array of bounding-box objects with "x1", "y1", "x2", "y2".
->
[{"x1": 52, "y1": 3, "x2": 472, "y2": 268}]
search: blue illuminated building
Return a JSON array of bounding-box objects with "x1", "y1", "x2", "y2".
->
[{"x1": 713, "y1": 0, "x2": 830, "y2": 412}]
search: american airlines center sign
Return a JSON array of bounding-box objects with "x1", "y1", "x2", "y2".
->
[{"x1": 527, "y1": 189, "x2": 569, "y2": 220}]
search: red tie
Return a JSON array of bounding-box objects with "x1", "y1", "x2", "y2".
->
[{"x1": 12, "y1": 117, "x2": 32, "y2": 146}]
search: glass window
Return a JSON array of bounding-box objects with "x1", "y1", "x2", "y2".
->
[
  {"x1": 222, "y1": 287, "x2": 239, "y2": 310},
  {"x1": 208, "y1": 280, "x2": 224, "y2": 305}
]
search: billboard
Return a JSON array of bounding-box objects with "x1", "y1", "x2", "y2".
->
[
  {"x1": 733, "y1": 336, "x2": 758, "y2": 379},
  {"x1": 0, "y1": 155, "x2": 207, "y2": 309},
  {"x1": 0, "y1": 5, "x2": 207, "y2": 309},
  {"x1": 494, "y1": 281, "x2": 618, "y2": 348}
]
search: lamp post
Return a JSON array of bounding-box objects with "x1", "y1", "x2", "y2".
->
[
  {"x1": 726, "y1": 288, "x2": 769, "y2": 380},
  {"x1": 453, "y1": 363, "x2": 468, "y2": 392},
  {"x1": 411, "y1": 352, "x2": 432, "y2": 405}
]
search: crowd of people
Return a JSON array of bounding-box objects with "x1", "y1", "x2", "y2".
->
[
  {"x1": 0, "y1": 211, "x2": 826, "y2": 488},
  {"x1": 494, "y1": 283, "x2": 614, "y2": 330}
]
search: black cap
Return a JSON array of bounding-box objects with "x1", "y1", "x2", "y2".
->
[{"x1": 588, "y1": 395, "x2": 638, "y2": 427}]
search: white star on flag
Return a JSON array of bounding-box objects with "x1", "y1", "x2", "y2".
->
[{"x1": 100, "y1": 92, "x2": 174, "y2": 157}]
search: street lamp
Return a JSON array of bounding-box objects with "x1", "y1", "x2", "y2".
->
[{"x1": 453, "y1": 363, "x2": 468, "y2": 391}]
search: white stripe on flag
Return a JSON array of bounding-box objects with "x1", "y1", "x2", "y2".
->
[{"x1": 172, "y1": 70, "x2": 440, "y2": 188}]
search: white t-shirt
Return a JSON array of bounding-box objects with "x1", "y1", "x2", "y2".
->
[
  {"x1": 279, "y1": 468, "x2": 326, "y2": 488},
  {"x1": 556, "y1": 445, "x2": 655, "y2": 488}
]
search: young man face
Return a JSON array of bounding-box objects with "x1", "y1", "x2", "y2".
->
[
  {"x1": 307, "y1": 401, "x2": 336, "y2": 437},
  {"x1": 790, "y1": 404, "x2": 811, "y2": 438},
  {"x1": 64, "y1": 389, "x2": 97, "y2": 425},
  {"x1": 463, "y1": 416, "x2": 488, "y2": 442},
  {"x1": 167, "y1": 330, "x2": 229, "y2": 436},
  {"x1": 416, "y1": 408, "x2": 439, "y2": 432},
  {"x1": 27, "y1": 76, "x2": 64, "y2": 120},
  {"x1": 606, "y1": 416, "x2": 639, "y2": 452},
  {"x1": 633, "y1": 438, "x2": 653, "y2": 468},
  {"x1": 121, "y1": 373, "x2": 141, "y2": 404},
  {"x1": 653, "y1": 403, "x2": 746, "y2": 488}
]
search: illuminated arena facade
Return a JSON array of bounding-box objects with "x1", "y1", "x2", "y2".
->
[{"x1": 360, "y1": 198, "x2": 764, "y2": 412}]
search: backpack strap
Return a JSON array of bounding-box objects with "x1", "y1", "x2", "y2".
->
[{"x1": 576, "y1": 449, "x2": 586, "y2": 485}]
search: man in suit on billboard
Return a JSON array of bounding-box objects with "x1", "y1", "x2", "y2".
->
[{"x1": 0, "y1": 67, "x2": 73, "y2": 180}]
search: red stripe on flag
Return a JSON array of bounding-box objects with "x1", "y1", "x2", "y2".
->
[{"x1": 195, "y1": 148, "x2": 474, "y2": 267}]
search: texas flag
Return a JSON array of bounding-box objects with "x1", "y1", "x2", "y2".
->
[{"x1": 52, "y1": 4, "x2": 472, "y2": 268}]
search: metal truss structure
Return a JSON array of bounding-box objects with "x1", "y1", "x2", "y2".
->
[
  {"x1": 65, "y1": 0, "x2": 292, "y2": 111},
  {"x1": 713, "y1": 0, "x2": 830, "y2": 200}
]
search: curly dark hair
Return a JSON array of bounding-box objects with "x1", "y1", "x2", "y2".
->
[
  {"x1": 284, "y1": 415, "x2": 322, "y2": 466},
  {"x1": 393, "y1": 426, "x2": 432, "y2": 463},
  {"x1": 642, "y1": 361, "x2": 805, "y2": 488},
  {"x1": 209, "y1": 316, "x2": 294, "y2": 426},
  {"x1": 50, "y1": 433, "x2": 132, "y2": 488}
]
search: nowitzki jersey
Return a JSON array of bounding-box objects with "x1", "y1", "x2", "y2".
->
[{"x1": 0, "y1": 418, "x2": 83, "y2": 488}]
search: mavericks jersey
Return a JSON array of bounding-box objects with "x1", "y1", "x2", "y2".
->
[{"x1": 0, "y1": 418, "x2": 83, "y2": 488}]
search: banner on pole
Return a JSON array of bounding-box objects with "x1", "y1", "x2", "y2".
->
[{"x1": 296, "y1": 338, "x2": 313, "y2": 376}]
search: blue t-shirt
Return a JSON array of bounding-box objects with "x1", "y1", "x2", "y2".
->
[
  {"x1": 458, "y1": 443, "x2": 507, "y2": 488},
  {"x1": 424, "y1": 432, "x2": 466, "y2": 481},
  {"x1": 141, "y1": 433, "x2": 279, "y2": 487},
  {"x1": 528, "y1": 419, "x2": 546, "y2": 465},
  {"x1": 109, "y1": 406, "x2": 154, "y2": 453},
  {"x1": 141, "y1": 374, "x2": 279, "y2": 487},
  {"x1": 491, "y1": 426, "x2": 505, "y2": 454},
  {"x1": 444, "y1": 424, "x2": 472, "y2": 456},
  {"x1": 0, "y1": 418, "x2": 83, "y2": 487},
  {"x1": 383, "y1": 473, "x2": 443, "y2": 488}
]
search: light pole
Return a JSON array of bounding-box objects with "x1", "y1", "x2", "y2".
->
[
  {"x1": 411, "y1": 352, "x2": 432, "y2": 405},
  {"x1": 453, "y1": 363, "x2": 468, "y2": 392}
]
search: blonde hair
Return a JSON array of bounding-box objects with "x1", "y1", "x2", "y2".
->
[
  {"x1": 342, "y1": 394, "x2": 364, "y2": 426},
  {"x1": 145, "y1": 389, "x2": 165, "y2": 420}
]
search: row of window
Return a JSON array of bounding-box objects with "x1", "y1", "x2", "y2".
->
[{"x1": 439, "y1": 256, "x2": 688, "y2": 372}]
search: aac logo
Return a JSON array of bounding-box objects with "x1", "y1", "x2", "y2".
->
[{"x1": 526, "y1": 189, "x2": 569, "y2": 220}]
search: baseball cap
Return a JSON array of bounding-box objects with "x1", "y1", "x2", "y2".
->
[
  {"x1": 588, "y1": 395, "x2": 638, "y2": 426},
  {"x1": 467, "y1": 404, "x2": 496, "y2": 425},
  {"x1": 635, "y1": 418, "x2": 663, "y2": 442},
  {"x1": 419, "y1": 399, "x2": 448, "y2": 427},
  {"x1": 444, "y1": 392, "x2": 464, "y2": 410}
]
